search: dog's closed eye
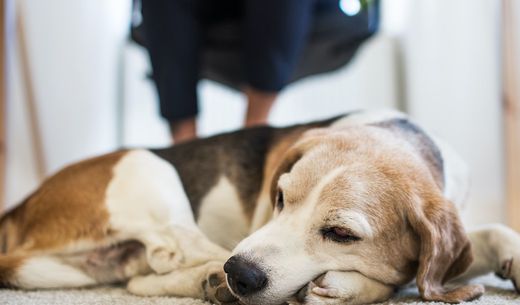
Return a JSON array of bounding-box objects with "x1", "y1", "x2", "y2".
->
[{"x1": 321, "y1": 227, "x2": 361, "y2": 243}]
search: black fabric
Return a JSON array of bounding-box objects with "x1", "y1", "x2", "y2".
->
[
  {"x1": 141, "y1": 0, "x2": 201, "y2": 121},
  {"x1": 243, "y1": 0, "x2": 316, "y2": 92},
  {"x1": 138, "y1": 0, "x2": 379, "y2": 122}
]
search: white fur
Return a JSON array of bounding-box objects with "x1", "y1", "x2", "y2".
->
[
  {"x1": 14, "y1": 256, "x2": 96, "y2": 289},
  {"x1": 289, "y1": 271, "x2": 393, "y2": 305},
  {"x1": 127, "y1": 261, "x2": 222, "y2": 298},
  {"x1": 430, "y1": 136, "x2": 470, "y2": 209},
  {"x1": 337, "y1": 211, "x2": 373, "y2": 238},
  {"x1": 197, "y1": 176, "x2": 250, "y2": 250},
  {"x1": 106, "y1": 150, "x2": 196, "y2": 232},
  {"x1": 233, "y1": 217, "x2": 323, "y2": 305},
  {"x1": 249, "y1": 192, "x2": 274, "y2": 234},
  {"x1": 458, "y1": 224, "x2": 520, "y2": 282},
  {"x1": 105, "y1": 150, "x2": 199, "y2": 273}
]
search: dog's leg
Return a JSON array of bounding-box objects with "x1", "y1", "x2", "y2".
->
[
  {"x1": 289, "y1": 271, "x2": 394, "y2": 305},
  {"x1": 132, "y1": 226, "x2": 185, "y2": 275},
  {"x1": 127, "y1": 225, "x2": 235, "y2": 303},
  {"x1": 127, "y1": 260, "x2": 237, "y2": 304},
  {"x1": 105, "y1": 149, "x2": 205, "y2": 275},
  {"x1": 115, "y1": 224, "x2": 206, "y2": 275},
  {"x1": 1, "y1": 255, "x2": 97, "y2": 289},
  {"x1": 134, "y1": 223, "x2": 232, "y2": 274},
  {"x1": 455, "y1": 224, "x2": 520, "y2": 292}
]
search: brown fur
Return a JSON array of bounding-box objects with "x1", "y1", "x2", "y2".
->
[
  {"x1": 407, "y1": 193, "x2": 484, "y2": 302},
  {"x1": 0, "y1": 151, "x2": 127, "y2": 254},
  {"x1": 0, "y1": 254, "x2": 24, "y2": 287}
]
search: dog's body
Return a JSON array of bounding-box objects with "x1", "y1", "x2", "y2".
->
[{"x1": 1, "y1": 110, "x2": 519, "y2": 305}]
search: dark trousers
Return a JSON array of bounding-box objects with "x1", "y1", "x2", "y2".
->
[{"x1": 141, "y1": 0, "x2": 320, "y2": 122}]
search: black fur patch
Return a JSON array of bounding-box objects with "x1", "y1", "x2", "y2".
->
[{"x1": 150, "y1": 115, "x2": 348, "y2": 220}]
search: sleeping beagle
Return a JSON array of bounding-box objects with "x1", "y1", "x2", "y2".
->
[{"x1": 0, "y1": 110, "x2": 519, "y2": 305}]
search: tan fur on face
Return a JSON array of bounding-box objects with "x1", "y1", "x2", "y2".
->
[
  {"x1": 287, "y1": 130, "x2": 425, "y2": 280},
  {"x1": 0, "y1": 151, "x2": 127, "y2": 254}
]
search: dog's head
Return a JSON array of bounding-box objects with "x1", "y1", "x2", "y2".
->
[{"x1": 225, "y1": 127, "x2": 483, "y2": 305}]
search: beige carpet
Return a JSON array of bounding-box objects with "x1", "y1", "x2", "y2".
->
[{"x1": 1, "y1": 275, "x2": 519, "y2": 305}]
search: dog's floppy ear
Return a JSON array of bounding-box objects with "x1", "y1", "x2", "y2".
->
[
  {"x1": 269, "y1": 146, "x2": 303, "y2": 204},
  {"x1": 268, "y1": 132, "x2": 325, "y2": 204},
  {"x1": 407, "y1": 193, "x2": 484, "y2": 303}
]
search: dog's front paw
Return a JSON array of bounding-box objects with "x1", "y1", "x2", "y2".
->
[
  {"x1": 299, "y1": 281, "x2": 351, "y2": 305},
  {"x1": 291, "y1": 273, "x2": 355, "y2": 305},
  {"x1": 203, "y1": 265, "x2": 240, "y2": 305},
  {"x1": 290, "y1": 271, "x2": 393, "y2": 305}
]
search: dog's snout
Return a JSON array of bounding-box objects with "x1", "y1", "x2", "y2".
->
[{"x1": 224, "y1": 255, "x2": 267, "y2": 296}]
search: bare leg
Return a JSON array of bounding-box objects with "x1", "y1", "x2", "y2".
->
[
  {"x1": 289, "y1": 271, "x2": 394, "y2": 305},
  {"x1": 244, "y1": 87, "x2": 277, "y2": 127},
  {"x1": 454, "y1": 224, "x2": 520, "y2": 292},
  {"x1": 170, "y1": 117, "x2": 197, "y2": 144}
]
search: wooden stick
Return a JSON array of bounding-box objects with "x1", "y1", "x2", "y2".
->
[
  {"x1": 16, "y1": 3, "x2": 47, "y2": 181},
  {"x1": 0, "y1": 0, "x2": 6, "y2": 212},
  {"x1": 503, "y1": 0, "x2": 520, "y2": 232}
]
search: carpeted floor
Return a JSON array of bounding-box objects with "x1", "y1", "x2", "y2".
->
[{"x1": 1, "y1": 275, "x2": 519, "y2": 305}]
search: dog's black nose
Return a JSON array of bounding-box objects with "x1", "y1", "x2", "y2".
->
[{"x1": 224, "y1": 255, "x2": 267, "y2": 296}]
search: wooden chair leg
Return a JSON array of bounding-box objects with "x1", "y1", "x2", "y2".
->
[
  {"x1": 17, "y1": 2, "x2": 46, "y2": 181},
  {"x1": 503, "y1": 0, "x2": 520, "y2": 232},
  {"x1": 0, "y1": 0, "x2": 6, "y2": 212}
]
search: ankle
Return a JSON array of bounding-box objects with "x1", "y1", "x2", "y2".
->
[
  {"x1": 244, "y1": 87, "x2": 278, "y2": 127},
  {"x1": 170, "y1": 117, "x2": 197, "y2": 144}
]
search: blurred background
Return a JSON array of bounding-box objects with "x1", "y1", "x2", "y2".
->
[{"x1": 2, "y1": 0, "x2": 519, "y2": 229}]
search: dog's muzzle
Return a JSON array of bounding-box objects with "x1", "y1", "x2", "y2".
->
[{"x1": 224, "y1": 255, "x2": 268, "y2": 297}]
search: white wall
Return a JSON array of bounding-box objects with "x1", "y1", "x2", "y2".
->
[
  {"x1": 7, "y1": 0, "x2": 507, "y2": 228},
  {"x1": 397, "y1": 0, "x2": 504, "y2": 226},
  {"x1": 6, "y1": 0, "x2": 131, "y2": 207}
]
